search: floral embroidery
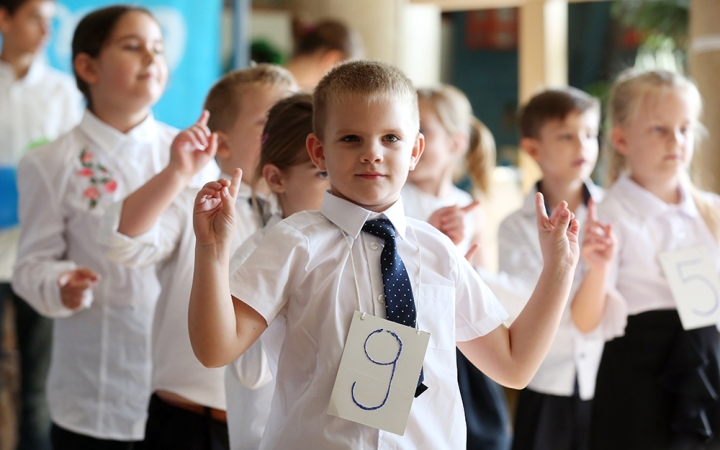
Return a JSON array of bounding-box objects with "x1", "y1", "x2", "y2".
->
[{"x1": 78, "y1": 148, "x2": 117, "y2": 209}]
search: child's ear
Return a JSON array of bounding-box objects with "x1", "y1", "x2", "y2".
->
[
  {"x1": 611, "y1": 126, "x2": 629, "y2": 156},
  {"x1": 520, "y1": 137, "x2": 542, "y2": 163},
  {"x1": 408, "y1": 133, "x2": 425, "y2": 171},
  {"x1": 307, "y1": 133, "x2": 327, "y2": 171},
  {"x1": 450, "y1": 131, "x2": 469, "y2": 157},
  {"x1": 215, "y1": 131, "x2": 231, "y2": 160},
  {"x1": 262, "y1": 164, "x2": 285, "y2": 194},
  {"x1": 73, "y1": 53, "x2": 100, "y2": 86}
]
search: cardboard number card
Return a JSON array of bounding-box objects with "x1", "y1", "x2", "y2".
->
[
  {"x1": 328, "y1": 310, "x2": 430, "y2": 435},
  {"x1": 659, "y1": 247, "x2": 720, "y2": 330}
]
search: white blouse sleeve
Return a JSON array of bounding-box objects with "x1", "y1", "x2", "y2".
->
[
  {"x1": 96, "y1": 193, "x2": 185, "y2": 269},
  {"x1": 12, "y1": 156, "x2": 81, "y2": 318}
]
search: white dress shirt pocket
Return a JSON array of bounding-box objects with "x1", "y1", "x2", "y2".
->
[{"x1": 418, "y1": 284, "x2": 456, "y2": 350}]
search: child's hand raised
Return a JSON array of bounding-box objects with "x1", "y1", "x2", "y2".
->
[
  {"x1": 169, "y1": 110, "x2": 218, "y2": 179},
  {"x1": 581, "y1": 199, "x2": 615, "y2": 271},
  {"x1": 428, "y1": 201, "x2": 480, "y2": 245},
  {"x1": 193, "y1": 169, "x2": 242, "y2": 252},
  {"x1": 535, "y1": 193, "x2": 580, "y2": 272},
  {"x1": 57, "y1": 268, "x2": 100, "y2": 310}
]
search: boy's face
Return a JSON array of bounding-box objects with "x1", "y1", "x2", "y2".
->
[
  {"x1": 308, "y1": 95, "x2": 424, "y2": 213},
  {"x1": 0, "y1": 0, "x2": 55, "y2": 55},
  {"x1": 522, "y1": 109, "x2": 600, "y2": 184},
  {"x1": 217, "y1": 85, "x2": 290, "y2": 183}
]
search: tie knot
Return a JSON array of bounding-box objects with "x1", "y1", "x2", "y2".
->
[{"x1": 362, "y1": 218, "x2": 396, "y2": 243}]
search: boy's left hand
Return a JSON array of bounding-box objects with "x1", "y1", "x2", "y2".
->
[
  {"x1": 581, "y1": 199, "x2": 615, "y2": 271},
  {"x1": 169, "y1": 110, "x2": 218, "y2": 180},
  {"x1": 535, "y1": 193, "x2": 580, "y2": 271}
]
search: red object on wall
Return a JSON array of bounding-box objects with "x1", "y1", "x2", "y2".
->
[{"x1": 465, "y1": 8, "x2": 518, "y2": 50}]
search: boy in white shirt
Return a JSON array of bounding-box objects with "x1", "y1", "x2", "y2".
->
[
  {"x1": 0, "y1": 0, "x2": 81, "y2": 448},
  {"x1": 188, "y1": 60, "x2": 580, "y2": 450},
  {"x1": 97, "y1": 64, "x2": 296, "y2": 450},
  {"x1": 499, "y1": 87, "x2": 607, "y2": 450}
]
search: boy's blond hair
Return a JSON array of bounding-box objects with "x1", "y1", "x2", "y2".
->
[
  {"x1": 203, "y1": 64, "x2": 297, "y2": 132},
  {"x1": 312, "y1": 60, "x2": 418, "y2": 139}
]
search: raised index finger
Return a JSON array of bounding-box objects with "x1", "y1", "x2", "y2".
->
[{"x1": 535, "y1": 192, "x2": 549, "y2": 225}]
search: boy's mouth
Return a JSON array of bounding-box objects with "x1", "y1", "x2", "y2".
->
[
  {"x1": 571, "y1": 158, "x2": 586, "y2": 167},
  {"x1": 357, "y1": 172, "x2": 385, "y2": 180}
]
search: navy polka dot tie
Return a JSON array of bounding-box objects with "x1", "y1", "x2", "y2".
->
[{"x1": 362, "y1": 218, "x2": 428, "y2": 397}]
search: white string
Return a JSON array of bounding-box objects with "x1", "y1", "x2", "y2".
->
[{"x1": 342, "y1": 223, "x2": 423, "y2": 328}]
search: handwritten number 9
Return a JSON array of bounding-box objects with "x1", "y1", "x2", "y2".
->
[
  {"x1": 677, "y1": 258, "x2": 720, "y2": 317},
  {"x1": 351, "y1": 328, "x2": 403, "y2": 411}
]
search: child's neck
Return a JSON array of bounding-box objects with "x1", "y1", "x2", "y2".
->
[
  {"x1": 539, "y1": 176, "x2": 586, "y2": 212},
  {"x1": 411, "y1": 167, "x2": 455, "y2": 198},
  {"x1": 630, "y1": 173, "x2": 681, "y2": 204},
  {"x1": 91, "y1": 102, "x2": 151, "y2": 134},
  {"x1": 285, "y1": 57, "x2": 322, "y2": 91},
  {"x1": 0, "y1": 46, "x2": 35, "y2": 79}
]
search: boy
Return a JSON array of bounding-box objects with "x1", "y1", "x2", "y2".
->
[
  {"x1": 97, "y1": 65, "x2": 296, "y2": 449},
  {"x1": 0, "y1": 0, "x2": 81, "y2": 448},
  {"x1": 498, "y1": 87, "x2": 606, "y2": 450},
  {"x1": 189, "y1": 61, "x2": 580, "y2": 449}
]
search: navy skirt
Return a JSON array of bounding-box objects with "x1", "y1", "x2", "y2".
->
[{"x1": 590, "y1": 310, "x2": 720, "y2": 450}]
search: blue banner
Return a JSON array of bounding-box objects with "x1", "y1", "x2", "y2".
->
[
  {"x1": 0, "y1": 167, "x2": 18, "y2": 230},
  {"x1": 47, "y1": 1, "x2": 222, "y2": 128}
]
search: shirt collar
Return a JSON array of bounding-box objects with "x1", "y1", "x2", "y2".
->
[
  {"x1": 0, "y1": 56, "x2": 46, "y2": 86},
  {"x1": 79, "y1": 110, "x2": 157, "y2": 153},
  {"x1": 614, "y1": 173, "x2": 698, "y2": 219},
  {"x1": 321, "y1": 191, "x2": 407, "y2": 240},
  {"x1": 521, "y1": 179, "x2": 600, "y2": 216}
]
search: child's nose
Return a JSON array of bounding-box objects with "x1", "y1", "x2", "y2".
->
[{"x1": 360, "y1": 143, "x2": 383, "y2": 163}]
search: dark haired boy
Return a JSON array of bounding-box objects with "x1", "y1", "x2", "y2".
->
[
  {"x1": 498, "y1": 87, "x2": 603, "y2": 450},
  {"x1": 0, "y1": 1, "x2": 81, "y2": 449}
]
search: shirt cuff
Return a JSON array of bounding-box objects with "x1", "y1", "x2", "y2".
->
[
  {"x1": 97, "y1": 200, "x2": 162, "y2": 263},
  {"x1": 455, "y1": 307, "x2": 509, "y2": 342}
]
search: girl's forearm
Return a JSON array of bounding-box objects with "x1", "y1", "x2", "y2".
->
[{"x1": 571, "y1": 267, "x2": 609, "y2": 333}]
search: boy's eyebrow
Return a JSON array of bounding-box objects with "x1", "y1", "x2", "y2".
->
[{"x1": 333, "y1": 127, "x2": 407, "y2": 136}]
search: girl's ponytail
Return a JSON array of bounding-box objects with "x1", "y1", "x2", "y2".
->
[{"x1": 465, "y1": 117, "x2": 496, "y2": 196}]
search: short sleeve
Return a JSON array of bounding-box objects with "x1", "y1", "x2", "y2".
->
[
  {"x1": 454, "y1": 253, "x2": 509, "y2": 342},
  {"x1": 229, "y1": 221, "x2": 309, "y2": 324}
]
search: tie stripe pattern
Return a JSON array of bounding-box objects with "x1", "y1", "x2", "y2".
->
[{"x1": 362, "y1": 218, "x2": 427, "y2": 396}]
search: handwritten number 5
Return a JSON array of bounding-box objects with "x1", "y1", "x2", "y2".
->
[
  {"x1": 351, "y1": 329, "x2": 403, "y2": 411},
  {"x1": 677, "y1": 258, "x2": 720, "y2": 317}
]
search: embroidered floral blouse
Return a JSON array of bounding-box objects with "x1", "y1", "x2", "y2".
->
[{"x1": 12, "y1": 110, "x2": 176, "y2": 440}]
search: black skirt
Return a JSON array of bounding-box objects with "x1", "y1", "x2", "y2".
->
[
  {"x1": 511, "y1": 385, "x2": 592, "y2": 450},
  {"x1": 590, "y1": 310, "x2": 720, "y2": 450},
  {"x1": 457, "y1": 349, "x2": 512, "y2": 450}
]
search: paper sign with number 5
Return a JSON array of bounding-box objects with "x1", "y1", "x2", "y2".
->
[
  {"x1": 328, "y1": 311, "x2": 430, "y2": 435},
  {"x1": 659, "y1": 247, "x2": 720, "y2": 330}
]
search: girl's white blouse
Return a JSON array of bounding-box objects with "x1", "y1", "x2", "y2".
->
[{"x1": 13, "y1": 111, "x2": 174, "y2": 440}]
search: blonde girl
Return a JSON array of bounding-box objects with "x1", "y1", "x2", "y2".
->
[
  {"x1": 12, "y1": 5, "x2": 172, "y2": 448},
  {"x1": 574, "y1": 69, "x2": 720, "y2": 449},
  {"x1": 225, "y1": 93, "x2": 329, "y2": 450},
  {"x1": 402, "y1": 84, "x2": 510, "y2": 450}
]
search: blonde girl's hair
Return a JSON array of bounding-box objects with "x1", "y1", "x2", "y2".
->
[
  {"x1": 606, "y1": 68, "x2": 720, "y2": 243},
  {"x1": 417, "y1": 85, "x2": 496, "y2": 196}
]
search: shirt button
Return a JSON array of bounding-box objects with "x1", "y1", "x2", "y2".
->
[
  {"x1": 377, "y1": 294, "x2": 385, "y2": 303},
  {"x1": 370, "y1": 243, "x2": 379, "y2": 250}
]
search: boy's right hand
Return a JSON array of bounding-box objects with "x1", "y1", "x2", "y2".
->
[
  {"x1": 580, "y1": 199, "x2": 615, "y2": 271},
  {"x1": 57, "y1": 268, "x2": 100, "y2": 310},
  {"x1": 169, "y1": 110, "x2": 218, "y2": 180},
  {"x1": 428, "y1": 201, "x2": 480, "y2": 245},
  {"x1": 536, "y1": 193, "x2": 580, "y2": 271},
  {"x1": 193, "y1": 169, "x2": 242, "y2": 251}
]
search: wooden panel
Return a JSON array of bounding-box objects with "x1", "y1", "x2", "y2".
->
[{"x1": 411, "y1": 0, "x2": 604, "y2": 12}]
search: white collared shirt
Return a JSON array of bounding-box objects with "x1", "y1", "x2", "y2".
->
[
  {"x1": 401, "y1": 182, "x2": 476, "y2": 254},
  {"x1": 226, "y1": 213, "x2": 284, "y2": 450},
  {"x1": 229, "y1": 192, "x2": 508, "y2": 450},
  {"x1": 12, "y1": 110, "x2": 174, "y2": 440},
  {"x1": 96, "y1": 162, "x2": 226, "y2": 411},
  {"x1": 592, "y1": 174, "x2": 720, "y2": 340},
  {"x1": 497, "y1": 182, "x2": 604, "y2": 400},
  {"x1": 0, "y1": 57, "x2": 83, "y2": 281}
]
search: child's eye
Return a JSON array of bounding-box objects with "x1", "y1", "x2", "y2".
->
[
  {"x1": 559, "y1": 134, "x2": 573, "y2": 140},
  {"x1": 653, "y1": 126, "x2": 667, "y2": 134},
  {"x1": 341, "y1": 135, "x2": 359, "y2": 142},
  {"x1": 153, "y1": 45, "x2": 165, "y2": 55},
  {"x1": 384, "y1": 135, "x2": 400, "y2": 143}
]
